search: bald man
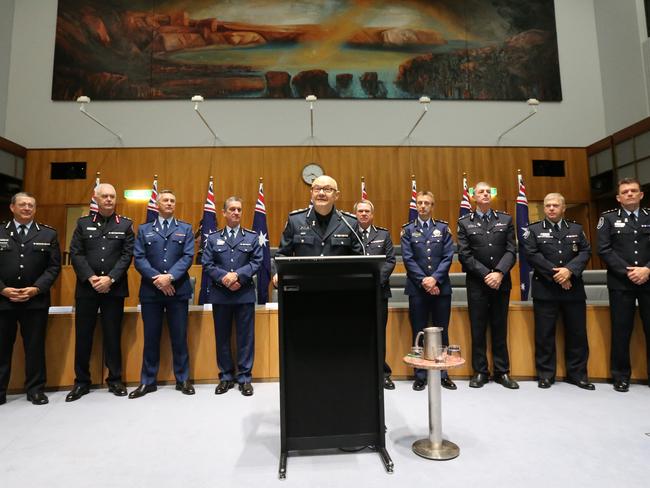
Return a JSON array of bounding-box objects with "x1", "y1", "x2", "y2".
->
[
  {"x1": 67, "y1": 183, "x2": 135, "y2": 402},
  {"x1": 273, "y1": 175, "x2": 363, "y2": 284}
]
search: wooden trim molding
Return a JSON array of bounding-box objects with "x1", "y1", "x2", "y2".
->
[{"x1": 0, "y1": 136, "x2": 27, "y2": 158}]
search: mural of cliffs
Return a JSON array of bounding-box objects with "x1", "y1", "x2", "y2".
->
[{"x1": 52, "y1": 0, "x2": 562, "y2": 101}]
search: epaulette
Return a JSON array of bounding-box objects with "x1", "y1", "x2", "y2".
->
[
  {"x1": 119, "y1": 215, "x2": 132, "y2": 221},
  {"x1": 175, "y1": 219, "x2": 188, "y2": 224},
  {"x1": 37, "y1": 222, "x2": 55, "y2": 229},
  {"x1": 458, "y1": 213, "x2": 471, "y2": 220},
  {"x1": 642, "y1": 208, "x2": 649, "y2": 214},
  {"x1": 375, "y1": 225, "x2": 389, "y2": 231},
  {"x1": 495, "y1": 210, "x2": 510, "y2": 215},
  {"x1": 566, "y1": 219, "x2": 578, "y2": 224},
  {"x1": 528, "y1": 219, "x2": 543, "y2": 226},
  {"x1": 289, "y1": 207, "x2": 309, "y2": 215},
  {"x1": 340, "y1": 210, "x2": 356, "y2": 219},
  {"x1": 435, "y1": 219, "x2": 449, "y2": 225},
  {"x1": 402, "y1": 220, "x2": 415, "y2": 228},
  {"x1": 243, "y1": 227, "x2": 255, "y2": 233},
  {"x1": 602, "y1": 209, "x2": 617, "y2": 214}
]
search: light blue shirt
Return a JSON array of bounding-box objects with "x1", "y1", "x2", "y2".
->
[{"x1": 13, "y1": 219, "x2": 33, "y2": 231}]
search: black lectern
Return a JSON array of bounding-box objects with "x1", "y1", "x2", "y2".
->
[{"x1": 276, "y1": 255, "x2": 393, "y2": 479}]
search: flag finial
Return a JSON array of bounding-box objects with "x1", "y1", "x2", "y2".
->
[
  {"x1": 259, "y1": 177, "x2": 263, "y2": 183},
  {"x1": 209, "y1": 175, "x2": 213, "y2": 181},
  {"x1": 154, "y1": 174, "x2": 158, "y2": 179}
]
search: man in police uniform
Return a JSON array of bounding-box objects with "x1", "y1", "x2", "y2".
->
[
  {"x1": 597, "y1": 177, "x2": 650, "y2": 392},
  {"x1": 523, "y1": 193, "x2": 594, "y2": 390},
  {"x1": 203, "y1": 196, "x2": 262, "y2": 396},
  {"x1": 272, "y1": 175, "x2": 362, "y2": 285},
  {"x1": 66, "y1": 183, "x2": 134, "y2": 402},
  {"x1": 457, "y1": 181, "x2": 518, "y2": 389},
  {"x1": 354, "y1": 199, "x2": 396, "y2": 389},
  {"x1": 402, "y1": 191, "x2": 456, "y2": 391},
  {"x1": 129, "y1": 190, "x2": 195, "y2": 399},
  {"x1": 0, "y1": 193, "x2": 61, "y2": 406}
]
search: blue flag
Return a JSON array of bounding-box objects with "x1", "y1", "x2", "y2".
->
[
  {"x1": 516, "y1": 173, "x2": 531, "y2": 300},
  {"x1": 408, "y1": 178, "x2": 417, "y2": 222},
  {"x1": 198, "y1": 178, "x2": 218, "y2": 305},
  {"x1": 146, "y1": 176, "x2": 159, "y2": 222},
  {"x1": 459, "y1": 175, "x2": 472, "y2": 218},
  {"x1": 252, "y1": 182, "x2": 271, "y2": 304}
]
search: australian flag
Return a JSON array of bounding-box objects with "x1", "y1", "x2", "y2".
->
[
  {"x1": 252, "y1": 181, "x2": 271, "y2": 304},
  {"x1": 516, "y1": 172, "x2": 531, "y2": 300},
  {"x1": 198, "y1": 177, "x2": 218, "y2": 305},
  {"x1": 146, "y1": 176, "x2": 159, "y2": 222},
  {"x1": 408, "y1": 177, "x2": 417, "y2": 222},
  {"x1": 459, "y1": 175, "x2": 472, "y2": 218},
  {"x1": 88, "y1": 173, "x2": 100, "y2": 215},
  {"x1": 361, "y1": 178, "x2": 368, "y2": 200}
]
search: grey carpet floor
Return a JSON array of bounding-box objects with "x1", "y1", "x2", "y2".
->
[{"x1": 1, "y1": 380, "x2": 648, "y2": 488}]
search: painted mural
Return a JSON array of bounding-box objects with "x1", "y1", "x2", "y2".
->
[{"x1": 52, "y1": 0, "x2": 562, "y2": 100}]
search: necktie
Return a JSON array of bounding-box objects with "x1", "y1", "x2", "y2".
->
[
  {"x1": 629, "y1": 213, "x2": 636, "y2": 224},
  {"x1": 553, "y1": 223, "x2": 560, "y2": 232},
  {"x1": 162, "y1": 220, "x2": 169, "y2": 232},
  {"x1": 229, "y1": 229, "x2": 235, "y2": 242},
  {"x1": 18, "y1": 224, "x2": 27, "y2": 240},
  {"x1": 362, "y1": 230, "x2": 368, "y2": 242},
  {"x1": 482, "y1": 214, "x2": 489, "y2": 225},
  {"x1": 422, "y1": 221, "x2": 428, "y2": 230}
]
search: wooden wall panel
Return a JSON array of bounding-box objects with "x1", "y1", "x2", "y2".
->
[{"x1": 25, "y1": 146, "x2": 590, "y2": 248}]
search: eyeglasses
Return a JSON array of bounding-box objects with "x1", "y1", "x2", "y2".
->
[{"x1": 311, "y1": 186, "x2": 337, "y2": 194}]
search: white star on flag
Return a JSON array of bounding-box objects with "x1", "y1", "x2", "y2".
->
[{"x1": 258, "y1": 231, "x2": 268, "y2": 247}]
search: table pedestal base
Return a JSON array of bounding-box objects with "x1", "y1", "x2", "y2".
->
[{"x1": 412, "y1": 439, "x2": 460, "y2": 460}]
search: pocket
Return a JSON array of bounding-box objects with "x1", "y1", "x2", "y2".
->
[
  {"x1": 332, "y1": 237, "x2": 351, "y2": 247},
  {"x1": 293, "y1": 235, "x2": 314, "y2": 245}
]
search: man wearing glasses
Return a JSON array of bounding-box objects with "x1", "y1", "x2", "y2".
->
[{"x1": 272, "y1": 175, "x2": 363, "y2": 286}]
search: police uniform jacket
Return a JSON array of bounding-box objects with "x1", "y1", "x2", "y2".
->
[
  {"x1": 134, "y1": 218, "x2": 194, "y2": 302},
  {"x1": 202, "y1": 227, "x2": 263, "y2": 305},
  {"x1": 597, "y1": 207, "x2": 650, "y2": 290},
  {"x1": 275, "y1": 206, "x2": 363, "y2": 261},
  {"x1": 401, "y1": 219, "x2": 454, "y2": 296},
  {"x1": 0, "y1": 221, "x2": 61, "y2": 310},
  {"x1": 355, "y1": 224, "x2": 396, "y2": 299},
  {"x1": 457, "y1": 210, "x2": 516, "y2": 290},
  {"x1": 70, "y1": 213, "x2": 135, "y2": 298},
  {"x1": 523, "y1": 219, "x2": 591, "y2": 301}
]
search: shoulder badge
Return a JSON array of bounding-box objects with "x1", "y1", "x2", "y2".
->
[
  {"x1": 602, "y1": 209, "x2": 617, "y2": 215},
  {"x1": 119, "y1": 215, "x2": 132, "y2": 221},
  {"x1": 402, "y1": 220, "x2": 414, "y2": 228},
  {"x1": 597, "y1": 217, "x2": 605, "y2": 229},
  {"x1": 458, "y1": 214, "x2": 470, "y2": 221},
  {"x1": 37, "y1": 222, "x2": 55, "y2": 230},
  {"x1": 375, "y1": 225, "x2": 389, "y2": 232},
  {"x1": 243, "y1": 227, "x2": 254, "y2": 234},
  {"x1": 340, "y1": 210, "x2": 357, "y2": 219},
  {"x1": 289, "y1": 207, "x2": 309, "y2": 215}
]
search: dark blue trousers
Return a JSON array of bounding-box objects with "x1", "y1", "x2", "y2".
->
[
  {"x1": 140, "y1": 300, "x2": 190, "y2": 385},
  {"x1": 212, "y1": 303, "x2": 255, "y2": 383},
  {"x1": 408, "y1": 293, "x2": 451, "y2": 381}
]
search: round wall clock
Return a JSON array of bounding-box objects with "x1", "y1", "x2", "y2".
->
[{"x1": 301, "y1": 163, "x2": 324, "y2": 185}]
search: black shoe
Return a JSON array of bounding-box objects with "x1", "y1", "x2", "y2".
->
[
  {"x1": 128, "y1": 384, "x2": 157, "y2": 399},
  {"x1": 66, "y1": 385, "x2": 90, "y2": 402},
  {"x1": 26, "y1": 392, "x2": 49, "y2": 405},
  {"x1": 412, "y1": 379, "x2": 426, "y2": 391},
  {"x1": 494, "y1": 373, "x2": 519, "y2": 389},
  {"x1": 566, "y1": 378, "x2": 595, "y2": 390},
  {"x1": 215, "y1": 380, "x2": 235, "y2": 395},
  {"x1": 441, "y1": 377, "x2": 457, "y2": 390},
  {"x1": 613, "y1": 380, "x2": 629, "y2": 392},
  {"x1": 469, "y1": 373, "x2": 489, "y2": 388},
  {"x1": 383, "y1": 376, "x2": 395, "y2": 390},
  {"x1": 538, "y1": 378, "x2": 552, "y2": 389},
  {"x1": 108, "y1": 382, "x2": 128, "y2": 397},
  {"x1": 0, "y1": 393, "x2": 5, "y2": 405},
  {"x1": 176, "y1": 380, "x2": 195, "y2": 395},
  {"x1": 239, "y1": 382, "x2": 254, "y2": 396}
]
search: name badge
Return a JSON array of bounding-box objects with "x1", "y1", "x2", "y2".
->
[
  {"x1": 216, "y1": 239, "x2": 225, "y2": 245},
  {"x1": 33, "y1": 242, "x2": 51, "y2": 247},
  {"x1": 174, "y1": 233, "x2": 186, "y2": 237},
  {"x1": 333, "y1": 233, "x2": 349, "y2": 238},
  {"x1": 109, "y1": 231, "x2": 125, "y2": 235},
  {"x1": 539, "y1": 232, "x2": 551, "y2": 238},
  {"x1": 614, "y1": 222, "x2": 625, "y2": 228},
  {"x1": 86, "y1": 227, "x2": 97, "y2": 230},
  {"x1": 412, "y1": 232, "x2": 422, "y2": 237}
]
